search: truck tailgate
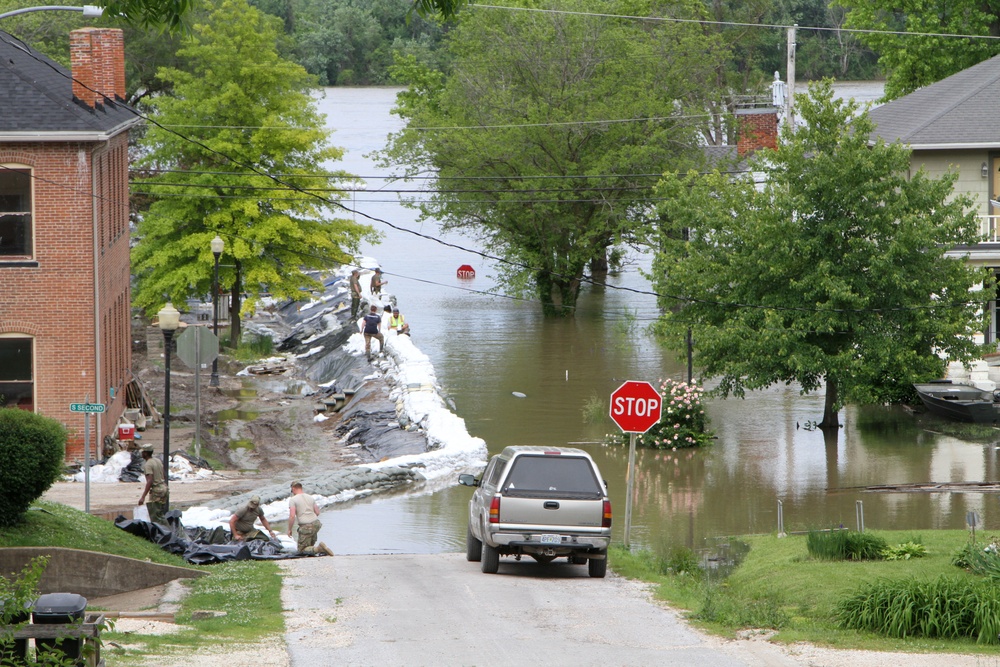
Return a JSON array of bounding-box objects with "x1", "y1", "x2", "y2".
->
[{"x1": 499, "y1": 496, "x2": 604, "y2": 528}]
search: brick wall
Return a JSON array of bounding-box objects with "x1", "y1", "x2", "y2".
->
[{"x1": 0, "y1": 132, "x2": 131, "y2": 462}]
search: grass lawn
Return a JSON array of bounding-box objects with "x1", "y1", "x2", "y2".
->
[
  {"x1": 610, "y1": 529, "x2": 999, "y2": 656},
  {"x1": 0, "y1": 501, "x2": 283, "y2": 664}
]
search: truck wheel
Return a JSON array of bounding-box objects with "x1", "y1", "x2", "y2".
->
[
  {"x1": 466, "y1": 526, "x2": 482, "y2": 562},
  {"x1": 481, "y1": 542, "x2": 500, "y2": 574},
  {"x1": 588, "y1": 554, "x2": 607, "y2": 578}
]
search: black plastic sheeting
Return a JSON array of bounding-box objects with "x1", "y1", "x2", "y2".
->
[{"x1": 114, "y1": 510, "x2": 314, "y2": 564}]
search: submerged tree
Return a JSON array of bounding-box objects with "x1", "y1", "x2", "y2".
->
[
  {"x1": 650, "y1": 82, "x2": 990, "y2": 428},
  {"x1": 132, "y1": 0, "x2": 376, "y2": 344},
  {"x1": 380, "y1": 0, "x2": 727, "y2": 316}
]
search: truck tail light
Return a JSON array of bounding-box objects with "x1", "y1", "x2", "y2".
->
[
  {"x1": 489, "y1": 496, "x2": 501, "y2": 524},
  {"x1": 602, "y1": 500, "x2": 612, "y2": 528}
]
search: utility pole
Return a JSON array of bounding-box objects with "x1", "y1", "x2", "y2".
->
[{"x1": 785, "y1": 24, "x2": 797, "y2": 131}]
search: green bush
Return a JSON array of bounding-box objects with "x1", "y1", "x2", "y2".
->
[
  {"x1": 0, "y1": 409, "x2": 66, "y2": 527},
  {"x1": 881, "y1": 541, "x2": 927, "y2": 561},
  {"x1": 580, "y1": 393, "x2": 605, "y2": 424},
  {"x1": 231, "y1": 334, "x2": 275, "y2": 362},
  {"x1": 0, "y1": 555, "x2": 46, "y2": 623},
  {"x1": 953, "y1": 541, "x2": 1000, "y2": 578},
  {"x1": 837, "y1": 576, "x2": 1000, "y2": 644},
  {"x1": 662, "y1": 546, "x2": 703, "y2": 578},
  {"x1": 807, "y1": 529, "x2": 888, "y2": 561}
]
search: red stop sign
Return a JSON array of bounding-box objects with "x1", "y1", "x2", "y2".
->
[{"x1": 609, "y1": 381, "x2": 662, "y2": 433}]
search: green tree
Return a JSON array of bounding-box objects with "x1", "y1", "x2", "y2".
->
[
  {"x1": 0, "y1": 409, "x2": 65, "y2": 527},
  {"x1": 650, "y1": 81, "x2": 990, "y2": 427},
  {"x1": 381, "y1": 0, "x2": 727, "y2": 316},
  {"x1": 132, "y1": 0, "x2": 377, "y2": 344},
  {"x1": 839, "y1": 0, "x2": 1000, "y2": 100},
  {"x1": 98, "y1": 0, "x2": 465, "y2": 29},
  {"x1": 279, "y1": 0, "x2": 446, "y2": 85}
]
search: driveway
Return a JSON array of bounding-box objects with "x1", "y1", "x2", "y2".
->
[
  {"x1": 280, "y1": 553, "x2": 990, "y2": 667},
  {"x1": 282, "y1": 553, "x2": 768, "y2": 666}
]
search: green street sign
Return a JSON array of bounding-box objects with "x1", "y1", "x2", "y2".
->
[{"x1": 70, "y1": 403, "x2": 106, "y2": 413}]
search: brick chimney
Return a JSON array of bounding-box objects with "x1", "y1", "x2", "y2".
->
[
  {"x1": 736, "y1": 108, "x2": 779, "y2": 157},
  {"x1": 70, "y1": 28, "x2": 126, "y2": 109}
]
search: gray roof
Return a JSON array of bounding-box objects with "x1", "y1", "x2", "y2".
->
[
  {"x1": 700, "y1": 145, "x2": 754, "y2": 174},
  {"x1": 0, "y1": 31, "x2": 139, "y2": 140},
  {"x1": 868, "y1": 54, "x2": 1000, "y2": 149}
]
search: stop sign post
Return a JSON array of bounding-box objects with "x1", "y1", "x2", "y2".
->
[
  {"x1": 176, "y1": 326, "x2": 220, "y2": 461},
  {"x1": 610, "y1": 381, "x2": 662, "y2": 548}
]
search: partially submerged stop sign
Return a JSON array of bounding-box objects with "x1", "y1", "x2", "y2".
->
[{"x1": 609, "y1": 380, "x2": 662, "y2": 433}]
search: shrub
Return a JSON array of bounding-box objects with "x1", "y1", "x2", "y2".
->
[
  {"x1": 881, "y1": 541, "x2": 927, "y2": 561},
  {"x1": 953, "y1": 540, "x2": 1000, "y2": 578},
  {"x1": 807, "y1": 529, "x2": 888, "y2": 561},
  {"x1": 606, "y1": 379, "x2": 711, "y2": 449},
  {"x1": 580, "y1": 393, "x2": 605, "y2": 424},
  {"x1": 0, "y1": 556, "x2": 46, "y2": 624},
  {"x1": 661, "y1": 546, "x2": 703, "y2": 578},
  {"x1": 0, "y1": 409, "x2": 66, "y2": 526},
  {"x1": 231, "y1": 333, "x2": 275, "y2": 361},
  {"x1": 837, "y1": 576, "x2": 1000, "y2": 644}
]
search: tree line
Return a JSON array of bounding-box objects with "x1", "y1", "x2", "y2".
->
[{"x1": 0, "y1": 0, "x2": 882, "y2": 98}]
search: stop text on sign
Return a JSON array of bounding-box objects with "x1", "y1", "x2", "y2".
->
[{"x1": 612, "y1": 395, "x2": 660, "y2": 417}]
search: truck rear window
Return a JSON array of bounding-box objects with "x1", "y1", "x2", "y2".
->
[{"x1": 501, "y1": 455, "x2": 603, "y2": 499}]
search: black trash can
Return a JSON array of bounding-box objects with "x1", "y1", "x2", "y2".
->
[
  {"x1": 0, "y1": 599, "x2": 32, "y2": 666},
  {"x1": 31, "y1": 593, "x2": 87, "y2": 666}
]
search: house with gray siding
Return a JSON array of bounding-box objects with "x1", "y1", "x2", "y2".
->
[{"x1": 869, "y1": 55, "x2": 1000, "y2": 346}]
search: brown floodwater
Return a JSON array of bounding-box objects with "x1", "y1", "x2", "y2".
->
[{"x1": 316, "y1": 87, "x2": 1000, "y2": 557}]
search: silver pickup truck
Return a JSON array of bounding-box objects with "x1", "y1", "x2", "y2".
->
[{"x1": 458, "y1": 446, "x2": 612, "y2": 578}]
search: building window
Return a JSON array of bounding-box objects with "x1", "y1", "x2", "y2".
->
[
  {"x1": 0, "y1": 337, "x2": 33, "y2": 411},
  {"x1": 0, "y1": 168, "x2": 32, "y2": 258}
]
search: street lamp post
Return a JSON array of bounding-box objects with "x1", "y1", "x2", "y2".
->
[
  {"x1": 210, "y1": 235, "x2": 224, "y2": 387},
  {"x1": 157, "y1": 301, "x2": 180, "y2": 513},
  {"x1": 0, "y1": 5, "x2": 103, "y2": 20}
]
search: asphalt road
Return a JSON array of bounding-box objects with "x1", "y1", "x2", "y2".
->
[{"x1": 280, "y1": 553, "x2": 782, "y2": 667}]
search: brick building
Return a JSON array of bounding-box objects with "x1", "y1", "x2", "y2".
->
[{"x1": 0, "y1": 28, "x2": 140, "y2": 462}]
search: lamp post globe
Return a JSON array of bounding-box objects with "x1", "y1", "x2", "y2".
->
[
  {"x1": 157, "y1": 301, "x2": 180, "y2": 512},
  {"x1": 210, "y1": 236, "x2": 224, "y2": 387}
]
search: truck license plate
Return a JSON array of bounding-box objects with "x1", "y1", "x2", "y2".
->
[{"x1": 540, "y1": 534, "x2": 561, "y2": 544}]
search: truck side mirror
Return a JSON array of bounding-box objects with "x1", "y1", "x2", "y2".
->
[{"x1": 458, "y1": 473, "x2": 479, "y2": 487}]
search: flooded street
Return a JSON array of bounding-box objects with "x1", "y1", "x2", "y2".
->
[{"x1": 315, "y1": 86, "x2": 1000, "y2": 557}]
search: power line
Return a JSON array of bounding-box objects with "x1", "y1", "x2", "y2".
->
[
  {"x1": 134, "y1": 180, "x2": 662, "y2": 194},
  {"x1": 134, "y1": 168, "x2": 673, "y2": 180},
  {"x1": 129, "y1": 190, "x2": 676, "y2": 204},
  {"x1": 471, "y1": 3, "x2": 1000, "y2": 41}
]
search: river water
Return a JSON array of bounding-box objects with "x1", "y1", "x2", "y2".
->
[{"x1": 315, "y1": 86, "x2": 1000, "y2": 556}]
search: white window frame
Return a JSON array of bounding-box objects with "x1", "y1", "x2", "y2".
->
[{"x1": 0, "y1": 165, "x2": 33, "y2": 259}]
